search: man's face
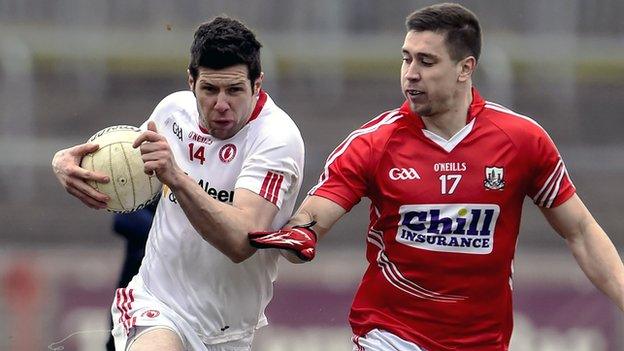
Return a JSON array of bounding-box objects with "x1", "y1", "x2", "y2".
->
[
  {"x1": 400, "y1": 30, "x2": 463, "y2": 117},
  {"x1": 189, "y1": 65, "x2": 261, "y2": 140}
]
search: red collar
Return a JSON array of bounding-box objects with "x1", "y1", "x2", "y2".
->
[
  {"x1": 399, "y1": 87, "x2": 485, "y2": 128},
  {"x1": 198, "y1": 90, "x2": 268, "y2": 134},
  {"x1": 247, "y1": 89, "x2": 267, "y2": 124}
]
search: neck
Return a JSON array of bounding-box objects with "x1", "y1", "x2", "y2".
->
[{"x1": 421, "y1": 86, "x2": 473, "y2": 140}]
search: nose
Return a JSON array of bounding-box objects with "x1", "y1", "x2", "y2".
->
[
  {"x1": 214, "y1": 92, "x2": 230, "y2": 113},
  {"x1": 404, "y1": 62, "x2": 421, "y2": 81}
]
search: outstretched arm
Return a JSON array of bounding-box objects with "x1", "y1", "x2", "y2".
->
[
  {"x1": 249, "y1": 195, "x2": 346, "y2": 263},
  {"x1": 287, "y1": 195, "x2": 347, "y2": 239},
  {"x1": 541, "y1": 194, "x2": 624, "y2": 311},
  {"x1": 134, "y1": 121, "x2": 279, "y2": 263}
]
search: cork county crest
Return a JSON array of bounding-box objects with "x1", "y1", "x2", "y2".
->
[{"x1": 484, "y1": 166, "x2": 505, "y2": 190}]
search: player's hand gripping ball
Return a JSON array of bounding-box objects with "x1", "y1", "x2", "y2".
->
[{"x1": 80, "y1": 125, "x2": 162, "y2": 213}]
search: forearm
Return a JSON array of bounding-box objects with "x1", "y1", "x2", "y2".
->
[
  {"x1": 567, "y1": 220, "x2": 624, "y2": 311},
  {"x1": 287, "y1": 196, "x2": 346, "y2": 240},
  {"x1": 170, "y1": 173, "x2": 255, "y2": 262},
  {"x1": 249, "y1": 195, "x2": 346, "y2": 264}
]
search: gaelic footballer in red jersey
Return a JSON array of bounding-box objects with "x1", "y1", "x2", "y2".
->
[{"x1": 250, "y1": 3, "x2": 624, "y2": 351}]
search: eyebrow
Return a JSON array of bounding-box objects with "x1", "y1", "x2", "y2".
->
[
  {"x1": 402, "y1": 49, "x2": 438, "y2": 60},
  {"x1": 418, "y1": 53, "x2": 438, "y2": 60},
  {"x1": 199, "y1": 80, "x2": 247, "y2": 87}
]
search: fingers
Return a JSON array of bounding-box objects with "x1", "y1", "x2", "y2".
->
[
  {"x1": 299, "y1": 248, "x2": 316, "y2": 261},
  {"x1": 70, "y1": 143, "x2": 100, "y2": 157},
  {"x1": 142, "y1": 158, "x2": 166, "y2": 176},
  {"x1": 133, "y1": 131, "x2": 160, "y2": 148},
  {"x1": 131, "y1": 122, "x2": 182, "y2": 183},
  {"x1": 138, "y1": 145, "x2": 170, "y2": 176},
  {"x1": 248, "y1": 229, "x2": 317, "y2": 262},
  {"x1": 62, "y1": 159, "x2": 110, "y2": 183},
  {"x1": 67, "y1": 185, "x2": 108, "y2": 209},
  {"x1": 66, "y1": 176, "x2": 110, "y2": 203},
  {"x1": 133, "y1": 122, "x2": 161, "y2": 148},
  {"x1": 72, "y1": 166, "x2": 110, "y2": 183},
  {"x1": 138, "y1": 141, "x2": 167, "y2": 156},
  {"x1": 147, "y1": 121, "x2": 158, "y2": 133},
  {"x1": 53, "y1": 145, "x2": 110, "y2": 184}
]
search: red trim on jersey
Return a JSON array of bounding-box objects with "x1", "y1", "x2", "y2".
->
[
  {"x1": 197, "y1": 90, "x2": 267, "y2": 133},
  {"x1": 367, "y1": 229, "x2": 466, "y2": 303},
  {"x1": 309, "y1": 109, "x2": 404, "y2": 207},
  {"x1": 352, "y1": 335, "x2": 365, "y2": 351},
  {"x1": 260, "y1": 172, "x2": 274, "y2": 200},
  {"x1": 483, "y1": 101, "x2": 576, "y2": 208},
  {"x1": 399, "y1": 87, "x2": 486, "y2": 128},
  {"x1": 533, "y1": 158, "x2": 574, "y2": 208},
  {"x1": 115, "y1": 288, "x2": 136, "y2": 335},
  {"x1": 247, "y1": 90, "x2": 267, "y2": 124},
  {"x1": 198, "y1": 122, "x2": 209, "y2": 134},
  {"x1": 260, "y1": 171, "x2": 283, "y2": 205},
  {"x1": 325, "y1": 110, "x2": 397, "y2": 163}
]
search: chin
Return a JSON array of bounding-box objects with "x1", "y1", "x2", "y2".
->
[
  {"x1": 219, "y1": 131, "x2": 239, "y2": 140},
  {"x1": 410, "y1": 103, "x2": 432, "y2": 117}
]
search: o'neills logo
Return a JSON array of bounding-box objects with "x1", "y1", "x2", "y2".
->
[
  {"x1": 141, "y1": 310, "x2": 160, "y2": 318},
  {"x1": 219, "y1": 144, "x2": 237, "y2": 163}
]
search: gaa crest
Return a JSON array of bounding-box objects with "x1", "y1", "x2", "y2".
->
[{"x1": 484, "y1": 166, "x2": 505, "y2": 190}]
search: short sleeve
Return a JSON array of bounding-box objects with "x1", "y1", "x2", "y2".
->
[
  {"x1": 527, "y1": 128, "x2": 575, "y2": 208},
  {"x1": 139, "y1": 91, "x2": 194, "y2": 131},
  {"x1": 235, "y1": 132, "x2": 304, "y2": 209},
  {"x1": 309, "y1": 134, "x2": 372, "y2": 211}
]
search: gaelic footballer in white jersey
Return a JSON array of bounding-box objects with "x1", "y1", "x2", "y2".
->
[{"x1": 113, "y1": 89, "x2": 304, "y2": 345}]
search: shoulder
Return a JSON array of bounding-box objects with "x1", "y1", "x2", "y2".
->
[
  {"x1": 151, "y1": 91, "x2": 197, "y2": 120},
  {"x1": 248, "y1": 93, "x2": 304, "y2": 147},
  {"x1": 480, "y1": 101, "x2": 551, "y2": 141},
  {"x1": 345, "y1": 108, "x2": 405, "y2": 141},
  {"x1": 359, "y1": 108, "x2": 405, "y2": 133},
  {"x1": 344, "y1": 108, "x2": 406, "y2": 148},
  {"x1": 324, "y1": 108, "x2": 405, "y2": 164}
]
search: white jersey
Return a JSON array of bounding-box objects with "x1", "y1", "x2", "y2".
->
[{"x1": 137, "y1": 90, "x2": 304, "y2": 344}]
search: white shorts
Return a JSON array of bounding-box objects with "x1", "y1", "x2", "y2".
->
[
  {"x1": 111, "y1": 275, "x2": 254, "y2": 351},
  {"x1": 352, "y1": 329, "x2": 427, "y2": 351}
]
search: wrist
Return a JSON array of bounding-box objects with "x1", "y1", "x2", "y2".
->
[{"x1": 166, "y1": 168, "x2": 189, "y2": 192}]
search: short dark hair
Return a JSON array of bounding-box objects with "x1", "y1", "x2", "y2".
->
[
  {"x1": 188, "y1": 16, "x2": 262, "y2": 85},
  {"x1": 405, "y1": 3, "x2": 481, "y2": 63}
]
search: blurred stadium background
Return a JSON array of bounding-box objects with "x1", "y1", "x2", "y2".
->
[{"x1": 1, "y1": 0, "x2": 624, "y2": 350}]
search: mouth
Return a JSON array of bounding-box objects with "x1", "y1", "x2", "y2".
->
[
  {"x1": 406, "y1": 89, "x2": 425, "y2": 98},
  {"x1": 212, "y1": 120, "x2": 234, "y2": 128}
]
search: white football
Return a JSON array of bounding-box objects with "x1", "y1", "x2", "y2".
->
[{"x1": 80, "y1": 125, "x2": 162, "y2": 213}]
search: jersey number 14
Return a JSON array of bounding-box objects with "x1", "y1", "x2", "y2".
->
[{"x1": 188, "y1": 143, "x2": 206, "y2": 165}]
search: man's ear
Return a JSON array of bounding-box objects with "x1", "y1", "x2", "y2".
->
[
  {"x1": 458, "y1": 56, "x2": 477, "y2": 83},
  {"x1": 187, "y1": 69, "x2": 195, "y2": 91},
  {"x1": 253, "y1": 72, "x2": 264, "y2": 96}
]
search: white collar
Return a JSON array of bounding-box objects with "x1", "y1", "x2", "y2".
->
[{"x1": 422, "y1": 118, "x2": 475, "y2": 153}]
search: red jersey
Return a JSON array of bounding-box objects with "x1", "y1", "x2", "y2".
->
[{"x1": 310, "y1": 88, "x2": 575, "y2": 350}]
